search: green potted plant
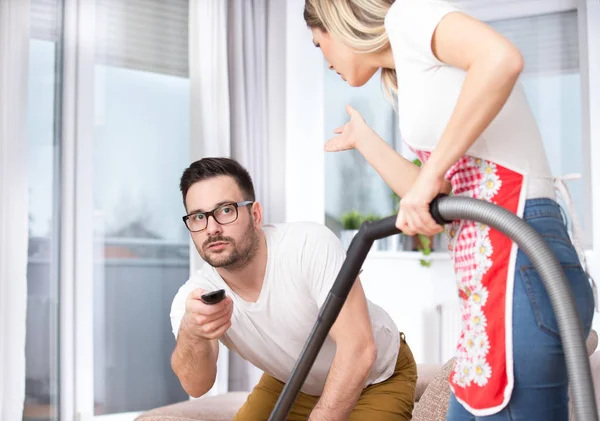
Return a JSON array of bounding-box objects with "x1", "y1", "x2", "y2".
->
[
  {"x1": 416, "y1": 233, "x2": 433, "y2": 267},
  {"x1": 391, "y1": 190, "x2": 401, "y2": 212},
  {"x1": 340, "y1": 210, "x2": 363, "y2": 249},
  {"x1": 361, "y1": 213, "x2": 380, "y2": 223}
]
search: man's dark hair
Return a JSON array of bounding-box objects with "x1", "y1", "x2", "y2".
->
[{"x1": 179, "y1": 157, "x2": 256, "y2": 206}]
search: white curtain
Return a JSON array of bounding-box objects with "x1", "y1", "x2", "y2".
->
[
  {"x1": 227, "y1": 0, "x2": 280, "y2": 390},
  {"x1": 189, "y1": 0, "x2": 231, "y2": 161},
  {"x1": 189, "y1": 0, "x2": 287, "y2": 393},
  {"x1": 0, "y1": 0, "x2": 30, "y2": 419},
  {"x1": 228, "y1": 0, "x2": 270, "y2": 224},
  {"x1": 189, "y1": 1, "x2": 231, "y2": 396}
]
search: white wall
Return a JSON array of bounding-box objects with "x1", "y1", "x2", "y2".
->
[
  {"x1": 361, "y1": 253, "x2": 457, "y2": 364},
  {"x1": 284, "y1": 0, "x2": 324, "y2": 224}
]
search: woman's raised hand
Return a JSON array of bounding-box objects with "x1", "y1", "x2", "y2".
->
[{"x1": 325, "y1": 104, "x2": 374, "y2": 152}]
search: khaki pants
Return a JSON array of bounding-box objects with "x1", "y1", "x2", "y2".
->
[{"x1": 233, "y1": 333, "x2": 417, "y2": 421}]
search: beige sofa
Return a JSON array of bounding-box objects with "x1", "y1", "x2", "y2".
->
[{"x1": 137, "y1": 330, "x2": 600, "y2": 421}]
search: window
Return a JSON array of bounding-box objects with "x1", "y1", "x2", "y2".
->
[
  {"x1": 25, "y1": 1, "x2": 62, "y2": 420},
  {"x1": 324, "y1": 67, "x2": 400, "y2": 240},
  {"x1": 488, "y1": 10, "x2": 590, "y2": 249},
  {"x1": 92, "y1": 0, "x2": 191, "y2": 415}
]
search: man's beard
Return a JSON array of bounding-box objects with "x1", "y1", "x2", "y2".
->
[{"x1": 197, "y1": 220, "x2": 260, "y2": 270}]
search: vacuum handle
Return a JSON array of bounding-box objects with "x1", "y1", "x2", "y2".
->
[
  {"x1": 361, "y1": 193, "x2": 451, "y2": 242},
  {"x1": 430, "y1": 193, "x2": 453, "y2": 225}
]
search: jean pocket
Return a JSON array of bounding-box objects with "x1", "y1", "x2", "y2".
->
[{"x1": 519, "y1": 263, "x2": 594, "y2": 340}]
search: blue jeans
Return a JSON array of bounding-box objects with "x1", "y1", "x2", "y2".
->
[{"x1": 446, "y1": 198, "x2": 595, "y2": 421}]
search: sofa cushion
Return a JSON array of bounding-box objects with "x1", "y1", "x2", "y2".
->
[
  {"x1": 587, "y1": 329, "x2": 599, "y2": 356},
  {"x1": 411, "y1": 357, "x2": 456, "y2": 421},
  {"x1": 589, "y1": 351, "x2": 600, "y2": 416},
  {"x1": 135, "y1": 392, "x2": 248, "y2": 421},
  {"x1": 415, "y1": 364, "x2": 445, "y2": 402}
]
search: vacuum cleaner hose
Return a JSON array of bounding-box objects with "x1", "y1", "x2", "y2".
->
[{"x1": 268, "y1": 195, "x2": 598, "y2": 421}]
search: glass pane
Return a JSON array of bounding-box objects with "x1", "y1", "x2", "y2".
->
[
  {"x1": 92, "y1": 5, "x2": 191, "y2": 415},
  {"x1": 521, "y1": 74, "x2": 587, "y2": 245},
  {"x1": 24, "y1": 39, "x2": 60, "y2": 421},
  {"x1": 324, "y1": 65, "x2": 399, "y2": 239},
  {"x1": 489, "y1": 11, "x2": 591, "y2": 249}
]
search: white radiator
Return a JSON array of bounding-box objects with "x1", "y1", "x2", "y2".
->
[{"x1": 437, "y1": 300, "x2": 463, "y2": 363}]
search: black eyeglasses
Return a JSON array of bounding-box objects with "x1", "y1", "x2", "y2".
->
[{"x1": 182, "y1": 201, "x2": 253, "y2": 232}]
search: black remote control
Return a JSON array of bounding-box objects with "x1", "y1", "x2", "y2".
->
[{"x1": 201, "y1": 289, "x2": 226, "y2": 305}]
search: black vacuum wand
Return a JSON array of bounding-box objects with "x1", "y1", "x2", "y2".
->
[{"x1": 267, "y1": 195, "x2": 598, "y2": 421}]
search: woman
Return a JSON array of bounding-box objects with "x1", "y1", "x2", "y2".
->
[{"x1": 304, "y1": 0, "x2": 595, "y2": 419}]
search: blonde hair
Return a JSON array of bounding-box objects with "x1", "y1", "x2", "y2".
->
[{"x1": 304, "y1": 0, "x2": 397, "y2": 102}]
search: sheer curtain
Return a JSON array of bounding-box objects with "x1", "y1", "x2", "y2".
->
[
  {"x1": 188, "y1": 0, "x2": 231, "y2": 396},
  {"x1": 228, "y1": 0, "x2": 270, "y2": 224},
  {"x1": 0, "y1": 0, "x2": 30, "y2": 419},
  {"x1": 189, "y1": 0, "x2": 287, "y2": 393},
  {"x1": 227, "y1": 1, "x2": 276, "y2": 388},
  {"x1": 189, "y1": 0, "x2": 231, "y2": 160}
]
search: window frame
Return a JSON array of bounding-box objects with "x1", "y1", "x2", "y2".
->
[
  {"x1": 60, "y1": 0, "x2": 96, "y2": 420},
  {"x1": 60, "y1": 0, "x2": 196, "y2": 419},
  {"x1": 579, "y1": 0, "x2": 600, "y2": 277},
  {"x1": 452, "y1": 0, "x2": 578, "y2": 21}
]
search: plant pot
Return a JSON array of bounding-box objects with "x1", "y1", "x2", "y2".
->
[{"x1": 340, "y1": 229, "x2": 359, "y2": 250}]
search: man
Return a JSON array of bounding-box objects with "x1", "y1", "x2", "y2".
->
[{"x1": 170, "y1": 157, "x2": 417, "y2": 421}]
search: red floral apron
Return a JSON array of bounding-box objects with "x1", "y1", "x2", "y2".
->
[{"x1": 412, "y1": 149, "x2": 528, "y2": 415}]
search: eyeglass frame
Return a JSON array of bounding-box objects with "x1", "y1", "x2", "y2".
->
[{"x1": 182, "y1": 200, "x2": 254, "y2": 232}]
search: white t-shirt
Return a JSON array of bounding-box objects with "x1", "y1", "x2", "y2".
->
[
  {"x1": 170, "y1": 222, "x2": 401, "y2": 396},
  {"x1": 384, "y1": 0, "x2": 555, "y2": 199}
]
